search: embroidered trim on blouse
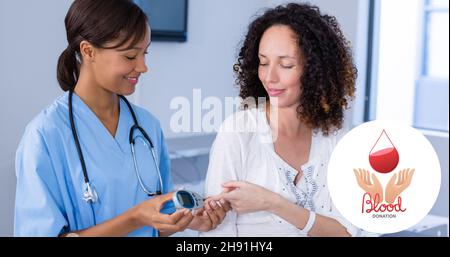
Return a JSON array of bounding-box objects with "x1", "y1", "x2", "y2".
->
[{"x1": 282, "y1": 165, "x2": 318, "y2": 211}]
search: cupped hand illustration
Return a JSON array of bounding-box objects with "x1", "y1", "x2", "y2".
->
[
  {"x1": 385, "y1": 168, "x2": 415, "y2": 204},
  {"x1": 353, "y1": 168, "x2": 384, "y2": 202}
]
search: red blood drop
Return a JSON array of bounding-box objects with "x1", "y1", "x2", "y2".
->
[
  {"x1": 369, "y1": 130, "x2": 400, "y2": 173},
  {"x1": 369, "y1": 147, "x2": 399, "y2": 173}
]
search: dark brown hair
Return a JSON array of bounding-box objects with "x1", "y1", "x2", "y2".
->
[
  {"x1": 57, "y1": 0, "x2": 148, "y2": 91},
  {"x1": 234, "y1": 3, "x2": 357, "y2": 135}
]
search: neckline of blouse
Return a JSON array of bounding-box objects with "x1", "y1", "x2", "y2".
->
[{"x1": 254, "y1": 107, "x2": 319, "y2": 175}]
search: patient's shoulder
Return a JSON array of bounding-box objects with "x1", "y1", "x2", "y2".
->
[{"x1": 218, "y1": 107, "x2": 264, "y2": 134}]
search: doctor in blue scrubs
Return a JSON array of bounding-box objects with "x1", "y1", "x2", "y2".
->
[{"x1": 14, "y1": 0, "x2": 229, "y2": 237}]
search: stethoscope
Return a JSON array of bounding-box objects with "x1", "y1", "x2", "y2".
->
[{"x1": 68, "y1": 90, "x2": 164, "y2": 205}]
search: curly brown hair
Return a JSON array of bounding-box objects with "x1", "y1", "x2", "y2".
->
[{"x1": 234, "y1": 3, "x2": 357, "y2": 135}]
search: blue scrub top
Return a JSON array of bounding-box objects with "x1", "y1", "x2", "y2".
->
[{"x1": 14, "y1": 92, "x2": 175, "y2": 236}]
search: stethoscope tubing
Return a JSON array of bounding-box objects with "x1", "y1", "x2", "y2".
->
[{"x1": 68, "y1": 90, "x2": 163, "y2": 205}]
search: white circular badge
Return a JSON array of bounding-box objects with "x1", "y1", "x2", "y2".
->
[{"x1": 328, "y1": 120, "x2": 441, "y2": 234}]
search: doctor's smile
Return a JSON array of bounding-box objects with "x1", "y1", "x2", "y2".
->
[
  {"x1": 125, "y1": 76, "x2": 139, "y2": 85},
  {"x1": 124, "y1": 74, "x2": 140, "y2": 86}
]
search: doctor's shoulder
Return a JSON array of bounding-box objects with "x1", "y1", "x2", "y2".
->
[{"x1": 18, "y1": 94, "x2": 70, "y2": 147}]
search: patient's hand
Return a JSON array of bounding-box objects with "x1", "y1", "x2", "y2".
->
[
  {"x1": 209, "y1": 181, "x2": 278, "y2": 214},
  {"x1": 188, "y1": 198, "x2": 231, "y2": 232}
]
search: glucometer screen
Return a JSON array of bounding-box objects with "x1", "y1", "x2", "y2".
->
[{"x1": 177, "y1": 191, "x2": 194, "y2": 207}]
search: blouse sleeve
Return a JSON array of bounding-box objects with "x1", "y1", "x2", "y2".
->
[
  {"x1": 316, "y1": 195, "x2": 362, "y2": 237},
  {"x1": 199, "y1": 123, "x2": 244, "y2": 237}
]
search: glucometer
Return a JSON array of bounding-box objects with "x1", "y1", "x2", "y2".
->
[{"x1": 172, "y1": 190, "x2": 204, "y2": 210}]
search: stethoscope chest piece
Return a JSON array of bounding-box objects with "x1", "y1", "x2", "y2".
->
[{"x1": 83, "y1": 182, "x2": 98, "y2": 203}]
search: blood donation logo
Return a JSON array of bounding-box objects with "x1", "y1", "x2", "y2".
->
[{"x1": 327, "y1": 120, "x2": 441, "y2": 234}]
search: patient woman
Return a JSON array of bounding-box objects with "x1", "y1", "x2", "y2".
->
[{"x1": 200, "y1": 3, "x2": 359, "y2": 237}]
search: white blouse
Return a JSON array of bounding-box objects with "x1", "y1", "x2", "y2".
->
[{"x1": 199, "y1": 107, "x2": 360, "y2": 237}]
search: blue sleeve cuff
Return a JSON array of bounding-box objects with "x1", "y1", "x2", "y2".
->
[{"x1": 161, "y1": 200, "x2": 176, "y2": 214}]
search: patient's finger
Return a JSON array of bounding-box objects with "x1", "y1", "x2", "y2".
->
[
  {"x1": 204, "y1": 199, "x2": 215, "y2": 211},
  {"x1": 220, "y1": 200, "x2": 232, "y2": 212},
  {"x1": 211, "y1": 202, "x2": 227, "y2": 221},
  {"x1": 207, "y1": 190, "x2": 234, "y2": 202},
  {"x1": 217, "y1": 192, "x2": 233, "y2": 202},
  {"x1": 206, "y1": 194, "x2": 223, "y2": 202},
  {"x1": 222, "y1": 181, "x2": 247, "y2": 189}
]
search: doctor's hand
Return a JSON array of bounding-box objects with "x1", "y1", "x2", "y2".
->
[
  {"x1": 188, "y1": 198, "x2": 232, "y2": 232},
  {"x1": 131, "y1": 192, "x2": 194, "y2": 236},
  {"x1": 209, "y1": 181, "x2": 278, "y2": 214}
]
